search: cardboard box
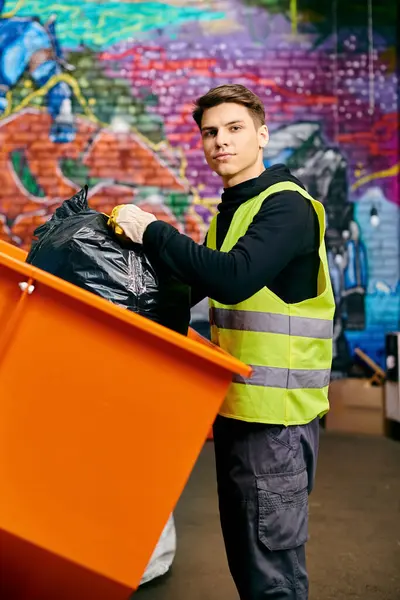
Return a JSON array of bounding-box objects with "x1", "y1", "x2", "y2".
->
[{"x1": 325, "y1": 378, "x2": 384, "y2": 436}]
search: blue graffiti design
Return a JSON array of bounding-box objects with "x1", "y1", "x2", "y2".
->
[
  {"x1": 0, "y1": 2, "x2": 75, "y2": 143},
  {"x1": 12, "y1": 1, "x2": 226, "y2": 49}
]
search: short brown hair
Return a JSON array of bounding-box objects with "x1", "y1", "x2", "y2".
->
[{"x1": 192, "y1": 84, "x2": 265, "y2": 129}]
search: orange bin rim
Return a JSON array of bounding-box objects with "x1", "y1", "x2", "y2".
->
[{"x1": 0, "y1": 241, "x2": 252, "y2": 379}]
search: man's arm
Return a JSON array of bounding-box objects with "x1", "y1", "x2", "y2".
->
[{"x1": 143, "y1": 192, "x2": 316, "y2": 305}]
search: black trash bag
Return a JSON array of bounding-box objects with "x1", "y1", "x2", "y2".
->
[{"x1": 27, "y1": 186, "x2": 191, "y2": 335}]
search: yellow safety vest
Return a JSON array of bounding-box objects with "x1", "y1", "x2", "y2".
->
[{"x1": 206, "y1": 181, "x2": 335, "y2": 426}]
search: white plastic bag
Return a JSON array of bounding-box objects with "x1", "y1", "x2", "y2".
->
[{"x1": 139, "y1": 514, "x2": 176, "y2": 586}]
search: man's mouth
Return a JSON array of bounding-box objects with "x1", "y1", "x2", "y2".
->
[{"x1": 214, "y1": 153, "x2": 234, "y2": 160}]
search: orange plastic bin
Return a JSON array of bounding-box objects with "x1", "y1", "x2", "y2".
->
[{"x1": 0, "y1": 240, "x2": 251, "y2": 599}]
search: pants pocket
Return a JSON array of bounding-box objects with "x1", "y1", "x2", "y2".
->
[{"x1": 256, "y1": 469, "x2": 309, "y2": 552}]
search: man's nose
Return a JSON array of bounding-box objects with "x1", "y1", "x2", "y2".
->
[{"x1": 215, "y1": 129, "x2": 229, "y2": 147}]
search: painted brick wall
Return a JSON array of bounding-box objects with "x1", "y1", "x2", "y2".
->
[{"x1": 0, "y1": 0, "x2": 398, "y2": 370}]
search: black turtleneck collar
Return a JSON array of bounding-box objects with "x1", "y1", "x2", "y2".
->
[{"x1": 218, "y1": 163, "x2": 305, "y2": 213}]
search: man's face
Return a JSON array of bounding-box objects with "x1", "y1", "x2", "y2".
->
[{"x1": 200, "y1": 102, "x2": 269, "y2": 187}]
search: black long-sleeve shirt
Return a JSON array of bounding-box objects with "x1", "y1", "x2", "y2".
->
[{"x1": 143, "y1": 165, "x2": 320, "y2": 307}]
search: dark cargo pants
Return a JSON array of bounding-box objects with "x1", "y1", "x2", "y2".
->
[{"x1": 213, "y1": 415, "x2": 319, "y2": 600}]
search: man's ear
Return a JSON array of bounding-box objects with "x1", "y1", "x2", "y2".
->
[{"x1": 258, "y1": 125, "x2": 269, "y2": 149}]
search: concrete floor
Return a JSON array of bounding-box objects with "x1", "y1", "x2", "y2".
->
[{"x1": 135, "y1": 432, "x2": 400, "y2": 600}]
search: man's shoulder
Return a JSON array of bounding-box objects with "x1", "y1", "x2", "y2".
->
[
  {"x1": 259, "y1": 187, "x2": 312, "y2": 217},
  {"x1": 256, "y1": 188, "x2": 319, "y2": 247}
]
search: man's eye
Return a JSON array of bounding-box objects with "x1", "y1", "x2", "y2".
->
[{"x1": 231, "y1": 126, "x2": 241, "y2": 132}]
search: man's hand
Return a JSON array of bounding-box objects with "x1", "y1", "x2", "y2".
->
[{"x1": 108, "y1": 204, "x2": 157, "y2": 244}]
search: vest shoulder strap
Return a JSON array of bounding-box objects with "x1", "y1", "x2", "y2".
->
[
  {"x1": 207, "y1": 181, "x2": 324, "y2": 251},
  {"x1": 207, "y1": 213, "x2": 218, "y2": 250}
]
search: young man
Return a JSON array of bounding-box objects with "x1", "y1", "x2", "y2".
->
[{"x1": 109, "y1": 84, "x2": 335, "y2": 600}]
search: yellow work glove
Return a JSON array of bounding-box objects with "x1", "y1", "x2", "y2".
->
[{"x1": 108, "y1": 204, "x2": 157, "y2": 244}]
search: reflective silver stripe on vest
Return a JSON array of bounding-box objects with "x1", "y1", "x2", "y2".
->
[
  {"x1": 210, "y1": 308, "x2": 333, "y2": 340},
  {"x1": 233, "y1": 366, "x2": 331, "y2": 389}
]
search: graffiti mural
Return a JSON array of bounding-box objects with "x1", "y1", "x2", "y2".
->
[
  {"x1": 0, "y1": 0, "x2": 398, "y2": 371},
  {"x1": 0, "y1": 0, "x2": 75, "y2": 141}
]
